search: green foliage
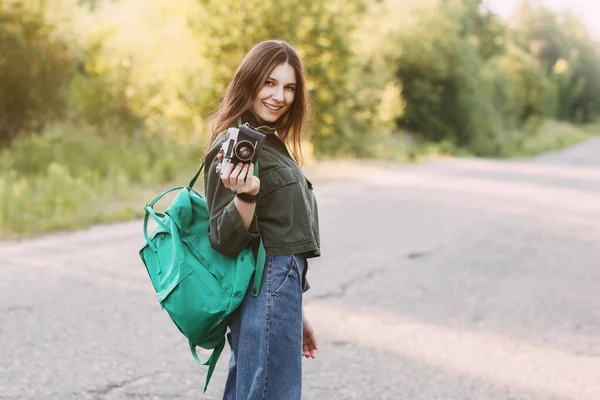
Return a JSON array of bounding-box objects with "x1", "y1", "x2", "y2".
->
[
  {"x1": 512, "y1": 2, "x2": 600, "y2": 123},
  {"x1": 0, "y1": 0, "x2": 74, "y2": 143},
  {"x1": 499, "y1": 119, "x2": 591, "y2": 157},
  {"x1": 4, "y1": 0, "x2": 599, "y2": 154},
  {"x1": 386, "y1": 1, "x2": 497, "y2": 150},
  {"x1": 483, "y1": 44, "x2": 556, "y2": 125},
  {"x1": 67, "y1": 30, "x2": 141, "y2": 132},
  {"x1": 367, "y1": 0, "x2": 574, "y2": 156},
  {"x1": 63, "y1": 0, "x2": 212, "y2": 142},
  {"x1": 0, "y1": 122, "x2": 203, "y2": 237}
]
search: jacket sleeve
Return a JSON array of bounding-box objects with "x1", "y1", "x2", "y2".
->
[{"x1": 203, "y1": 141, "x2": 260, "y2": 256}]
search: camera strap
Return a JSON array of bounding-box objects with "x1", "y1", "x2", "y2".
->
[{"x1": 237, "y1": 117, "x2": 277, "y2": 135}]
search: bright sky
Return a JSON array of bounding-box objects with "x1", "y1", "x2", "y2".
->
[{"x1": 484, "y1": 0, "x2": 600, "y2": 40}]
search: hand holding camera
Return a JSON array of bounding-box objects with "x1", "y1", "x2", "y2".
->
[
  {"x1": 219, "y1": 159, "x2": 260, "y2": 196},
  {"x1": 216, "y1": 124, "x2": 265, "y2": 197}
]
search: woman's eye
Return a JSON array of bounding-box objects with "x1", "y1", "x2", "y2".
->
[
  {"x1": 265, "y1": 81, "x2": 274, "y2": 86},
  {"x1": 286, "y1": 86, "x2": 296, "y2": 91}
]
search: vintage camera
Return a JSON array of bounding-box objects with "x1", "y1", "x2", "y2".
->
[{"x1": 215, "y1": 123, "x2": 266, "y2": 174}]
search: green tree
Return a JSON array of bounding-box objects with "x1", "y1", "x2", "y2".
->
[
  {"x1": 511, "y1": 1, "x2": 600, "y2": 123},
  {"x1": 388, "y1": 0, "x2": 488, "y2": 146},
  {"x1": 0, "y1": 0, "x2": 73, "y2": 144},
  {"x1": 65, "y1": 0, "x2": 212, "y2": 142}
]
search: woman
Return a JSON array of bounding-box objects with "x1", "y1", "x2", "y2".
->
[{"x1": 203, "y1": 40, "x2": 320, "y2": 400}]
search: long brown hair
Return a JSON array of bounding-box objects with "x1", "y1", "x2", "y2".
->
[{"x1": 207, "y1": 40, "x2": 310, "y2": 164}]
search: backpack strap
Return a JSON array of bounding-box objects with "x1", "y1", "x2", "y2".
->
[
  {"x1": 250, "y1": 162, "x2": 265, "y2": 297},
  {"x1": 190, "y1": 337, "x2": 226, "y2": 392},
  {"x1": 188, "y1": 161, "x2": 204, "y2": 188},
  {"x1": 251, "y1": 237, "x2": 266, "y2": 296},
  {"x1": 143, "y1": 186, "x2": 186, "y2": 252}
]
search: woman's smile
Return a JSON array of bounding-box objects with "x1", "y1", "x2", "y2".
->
[{"x1": 263, "y1": 102, "x2": 283, "y2": 111}]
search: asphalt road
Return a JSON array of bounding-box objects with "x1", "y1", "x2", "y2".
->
[{"x1": 2, "y1": 139, "x2": 600, "y2": 400}]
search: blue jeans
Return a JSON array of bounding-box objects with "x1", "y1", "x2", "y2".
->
[{"x1": 223, "y1": 254, "x2": 304, "y2": 400}]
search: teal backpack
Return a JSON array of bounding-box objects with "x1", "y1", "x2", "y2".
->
[{"x1": 139, "y1": 162, "x2": 265, "y2": 392}]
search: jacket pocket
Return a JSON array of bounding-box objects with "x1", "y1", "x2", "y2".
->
[{"x1": 260, "y1": 165, "x2": 299, "y2": 195}]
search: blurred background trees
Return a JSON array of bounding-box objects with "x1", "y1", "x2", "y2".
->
[
  {"x1": 0, "y1": 0, "x2": 73, "y2": 144},
  {"x1": 1, "y1": 0, "x2": 600, "y2": 235},
  {"x1": 2, "y1": 0, "x2": 600, "y2": 154}
]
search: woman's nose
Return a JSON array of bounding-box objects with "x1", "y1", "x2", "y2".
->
[{"x1": 271, "y1": 87, "x2": 284, "y2": 102}]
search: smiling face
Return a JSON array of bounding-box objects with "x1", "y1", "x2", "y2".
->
[{"x1": 250, "y1": 62, "x2": 297, "y2": 124}]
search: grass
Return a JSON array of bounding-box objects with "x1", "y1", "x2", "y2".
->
[
  {"x1": 506, "y1": 119, "x2": 596, "y2": 157},
  {"x1": 581, "y1": 121, "x2": 600, "y2": 135},
  {"x1": 363, "y1": 119, "x2": 598, "y2": 162},
  {"x1": 0, "y1": 123, "x2": 204, "y2": 239}
]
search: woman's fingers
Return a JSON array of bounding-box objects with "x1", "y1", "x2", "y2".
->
[
  {"x1": 220, "y1": 163, "x2": 235, "y2": 186},
  {"x1": 308, "y1": 335, "x2": 317, "y2": 358},
  {"x1": 302, "y1": 339, "x2": 316, "y2": 358},
  {"x1": 224, "y1": 163, "x2": 243, "y2": 187},
  {"x1": 302, "y1": 317, "x2": 318, "y2": 359},
  {"x1": 237, "y1": 164, "x2": 249, "y2": 186},
  {"x1": 246, "y1": 163, "x2": 260, "y2": 195},
  {"x1": 221, "y1": 162, "x2": 259, "y2": 194}
]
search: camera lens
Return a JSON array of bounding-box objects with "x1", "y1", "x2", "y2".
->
[{"x1": 235, "y1": 140, "x2": 255, "y2": 162}]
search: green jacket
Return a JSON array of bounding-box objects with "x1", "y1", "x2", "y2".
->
[{"x1": 203, "y1": 113, "x2": 321, "y2": 291}]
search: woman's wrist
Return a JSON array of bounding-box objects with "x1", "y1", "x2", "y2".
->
[
  {"x1": 233, "y1": 195, "x2": 256, "y2": 231},
  {"x1": 237, "y1": 186, "x2": 259, "y2": 196}
]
